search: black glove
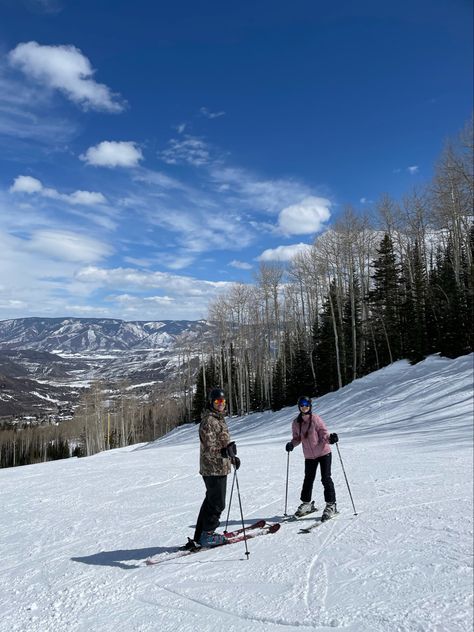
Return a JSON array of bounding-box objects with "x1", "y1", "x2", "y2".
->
[
  {"x1": 230, "y1": 456, "x2": 241, "y2": 470},
  {"x1": 285, "y1": 442, "x2": 294, "y2": 452},
  {"x1": 220, "y1": 441, "x2": 237, "y2": 458},
  {"x1": 329, "y1": 433, "x2": 339, "y2": 444}
]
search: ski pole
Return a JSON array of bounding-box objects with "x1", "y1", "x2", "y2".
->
[
  {"x1": 335, "y1": 442, "x2": 358, "y2": 515},
  {"x1": 234, "y1": 468, "x2": 250, "y2": 559},
  {"x1": 224, "y1": 468, "x2": 236, "y2": 532},
  {"x1": 284, "y1": 450, "x2": 290, "y2": 517}
]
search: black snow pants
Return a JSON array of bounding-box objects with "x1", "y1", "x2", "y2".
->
[
  {"x1": 194, "y1": 475, "x2": 227, "y2": 541},
  {"x1": 300, "y1": 452, "x2": 336, "y2": 504}
]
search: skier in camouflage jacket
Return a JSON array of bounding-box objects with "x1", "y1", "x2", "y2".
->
[{"x1": 193, "y1": 387, "x2": 240, "y2": 546}]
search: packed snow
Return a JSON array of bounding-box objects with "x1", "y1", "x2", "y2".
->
[{"x1": 0, "y1": 354, "x2": 472, "y2": 632}]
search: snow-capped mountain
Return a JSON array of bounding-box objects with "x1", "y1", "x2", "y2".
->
[
  {"x1": 0, "y1": 318, "x2": 212, "y2": 418},
  {"x1": 0, "y1": 317, "x2": 210, "y2": 353}
]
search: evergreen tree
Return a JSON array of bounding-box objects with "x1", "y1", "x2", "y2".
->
[
  {"x1": 271, "y1": 357, "x2": 286, "y2": 410},
  {"x1": 250, "y1": 366, "x2": 264, "y2": 411},
  {"x1": 342, "y1": 275, "x2": 363, "y2": 383},
  {"x1": 429, "y1": 238, "x2": 471, "y2": 358},
  {"x1": 314, "y1": 288, "x2": 340, "y2": 395},
  {"x1": 403, "y1": 240, "x2": 429, "y2": 364},
  {"x1": 191, "y1": 362, "x2": 207, "y2": 420},
  {"x1": 368, "y1": 234, "x2": 403, "y2": 367}
]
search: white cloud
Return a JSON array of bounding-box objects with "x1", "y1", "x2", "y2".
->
[
  {"x1": 229, "y1": 260, "x2": 253, "y2": 270},
  {"x1": 76, "y1": 266, "x2": 230, "y2": 295},
  {"x1": 408, "y1": 165, "x2": 419, "y2": 174},
  {"x1": 68, "y1": 190, "x2": 107, "y2": 205},
  {"x1": 10, "y1": 175, "x2": 43, "y2": 194},
  {"x1": 80, "y1": 141, "x2": 143, "y2": 168},
  {"x1": 278, "y1": 196, "x2": 331, "y2": 235},
  {"x1": 200, "y1": 106, "x2": 225, "y2": 119},
  {"x1": 10, "y1": 175, "x2": 106, "y2": 206},
  {"x1": 258, "y1": 243, "x2": 312, "y2": 262},
  {"x1": 27, "y1": 230, "x2": 113, "y2": 263},
  {"x1": 159, "y1": 136, "x2": 210, "y2": 166},
  {"x1": 8, "y1": 42, "x2": 124, "y2": 112}
]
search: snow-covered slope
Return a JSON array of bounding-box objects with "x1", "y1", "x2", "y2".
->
[{"x1": 0, "y1": 354, "x2": 472, "y2": 632}]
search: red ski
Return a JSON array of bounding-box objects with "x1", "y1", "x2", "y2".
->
[{"x1": 145, "y1": 522, "x2": 280, "y2": 566}]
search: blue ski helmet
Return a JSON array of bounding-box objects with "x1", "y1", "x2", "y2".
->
[{"x1": 297, "y1": 395, "x2": 312, "y2": 411}]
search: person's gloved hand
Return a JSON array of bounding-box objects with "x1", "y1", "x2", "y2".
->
[
  {"x1": 285, "y1": 442, "x2": 294, "y2": 452},
  {"x1": 329, "y1": 433, "x2": 339, "y2": 444},
  {"x1": 230, "y1": 456, "x2": 241, "y2": 470},
  {"x1": 220, "y1": 441, "x2": 237, "y2": 458}
]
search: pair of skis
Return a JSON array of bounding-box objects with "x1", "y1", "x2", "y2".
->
[
  {"x1": 298, "y1": 511, "x2": 340, "y2": 533},
  {"x1": 145, "y1": 519, "x2": 280, "y2": 566},
  {"x1": 283, "y1": 506, "x2": 340, "y2": 532}
]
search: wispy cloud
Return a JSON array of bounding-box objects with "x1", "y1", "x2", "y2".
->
[
  {"x1": 200, "y1": 106, "x2": 225, "y2": 119},
  {"x1": 209, "y1": 165, "x2": 316, "y2": 215},
  {"x1": 229, "y1": 260, "x2": 253, "y2": 270},
  {"x1": 408, "y1": 165, "x2": 419, "y2": 174},
  {"x1": 0, "y1": 71, "x2": 77, "y2": 145},
  {"x1": 80, "y1": 141, "x2": 143, "y2": 168},
  {"x1": 8, "y1": 42, "x2": 125, "y2": 112},
  {"x1": 26, "y1": 229, "x2": 113, "y2": 262},
  {"x1": 159, "y1": 135, "x2": 211, "y2": 166},
  {"x1": 10, "y1": 175, "x2": 106, "y2": 206}
]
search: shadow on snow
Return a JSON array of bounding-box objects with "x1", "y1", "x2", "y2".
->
[{"x1": 71, "y1": 545, "x2": 179, "y2": 570}]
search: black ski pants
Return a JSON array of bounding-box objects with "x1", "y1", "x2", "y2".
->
[
  {"x1": 194, "y1": 475, "x2": 227, "y2": 541},
  {"x1": 300, "y1": 453, "x2": 336, "y2": 504}
]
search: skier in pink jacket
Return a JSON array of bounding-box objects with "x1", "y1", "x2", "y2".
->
[{"x1": 286, "y1": 395, "x2": 339, "y2": 521}]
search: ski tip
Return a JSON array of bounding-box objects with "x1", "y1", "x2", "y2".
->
[{"x1": 269, "y1": 523, "x2": 281, "y2": 533}]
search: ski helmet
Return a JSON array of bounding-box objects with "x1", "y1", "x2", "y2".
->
[
  {"x1": 208, "y1": 387, "x2": 226, "y2": 409},
  {"x1": 297, "y1": 395, "x2": 312, "y2": 410}
]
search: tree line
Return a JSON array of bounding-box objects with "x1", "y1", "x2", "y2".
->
[
  {"x1": 192, "y1": 119, "x2": 473, "y2": 416},
  {"x1": 0, "y1": 381, "x2": 188, "y2": 468}
]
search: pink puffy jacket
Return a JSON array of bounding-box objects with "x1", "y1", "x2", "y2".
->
[{"x1": 291, "y1": 412, "x2": 331, "y2": 459}]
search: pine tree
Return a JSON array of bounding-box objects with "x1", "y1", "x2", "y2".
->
[
  {"x1": 191, "y1": 362, "x2": 207, "y2": 420},
  {"x1": 250, "y1": 366, "x2": 264, "y2": 411},
  {"x1": 314, "y1": 291, "x2": 340, "y2": 395},
  {"x1": 403, "y1": 240, "x2": 429, "y2": 364},
  {"x1": 271, "y1": 357, "x2": 286, "y2": 411},
  {"x1": 429, "y1": 238, "x2": 471, "y2": 358},
  {"x1": 368, "y1": 234, "x2": 403, "y2": 367}
]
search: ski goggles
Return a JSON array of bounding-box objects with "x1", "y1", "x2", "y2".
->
[
  {"x1": 213, "y1": 398, "x2": 226, "y2": 406},
  {"x1": 298, "y1": 399, "x2": 311, "y2": 408}
]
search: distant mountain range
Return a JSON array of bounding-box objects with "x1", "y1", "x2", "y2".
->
[
  {"x1": 0, "y1": 317, "x2": 209, "y2": 353},
  {"x1": 0, "y1": 317, "x2": 211, "y2": 419}
]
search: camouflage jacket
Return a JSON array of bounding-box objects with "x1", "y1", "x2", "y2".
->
[{"x1": 199, "y1": 409, "x2": 231, "y2": 476}]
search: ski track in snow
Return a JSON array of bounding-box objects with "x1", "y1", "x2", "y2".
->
[{"x1": 0, "y1": 354, "x2": 472, "y2": 632}]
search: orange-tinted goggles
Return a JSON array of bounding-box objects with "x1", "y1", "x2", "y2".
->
[{"x1": 213, "y1": 398, "x2": 226, "y2": 406}]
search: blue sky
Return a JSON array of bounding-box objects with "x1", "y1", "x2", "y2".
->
[{"x1": 0, "y1": 0, "x2": 472, "y2": 321}]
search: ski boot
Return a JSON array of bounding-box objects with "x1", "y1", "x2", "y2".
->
[
  {"x1": 198, "y1": 531, "x2": 228, "y2": 547},
  {"x1": 321, "y1": 502, "x2": 337, "y2": 522},
  {"x1": 294, "y1": 500, "x2": 316, "y2": 518}
]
